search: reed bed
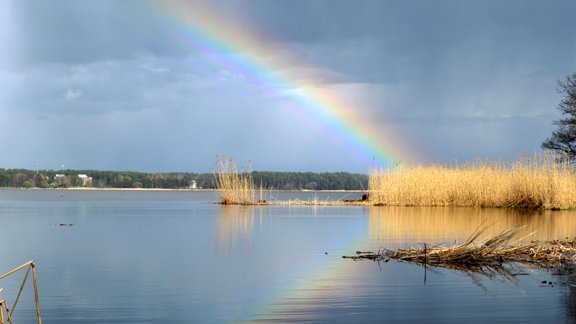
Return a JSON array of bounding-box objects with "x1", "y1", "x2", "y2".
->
[
  {"x1": 214, "y1": 157, "x2": 369, "y2": 205},
  {"x1": 344, "y1": 224, "x2": 576, "y2": 270},
  {"x1": 214, "y1": 157, "x2": 265, "y2": 205},
  {"x1": 368, "y1": 152, "x2": 576, "y2": 209}
]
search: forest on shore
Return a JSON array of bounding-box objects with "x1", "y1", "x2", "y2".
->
[{"x1": 0, "y1": 168, "x2": 368, "y2": 191}]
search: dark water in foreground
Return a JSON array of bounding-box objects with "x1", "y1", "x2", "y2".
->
[{"x1": 0, "y1": 189, "x2": 575, "y2": 323}]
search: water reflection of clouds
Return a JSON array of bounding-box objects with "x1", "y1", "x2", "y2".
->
[
  {"x1": 239, "y1": 206, "x2": 576, "y2": 322},
  {"x1": 368, "y1": 207, "x2": 576, "y2": 247}
]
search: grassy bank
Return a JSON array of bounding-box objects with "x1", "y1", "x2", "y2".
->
[
  {"x1": 368, "y1": 152, "x2": 576, "y2": 209},
  {"x1": 215, "y1": 152, "x2": 576, "y2": 209}
]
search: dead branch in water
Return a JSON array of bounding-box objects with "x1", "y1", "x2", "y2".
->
[{"x1": 343, "y1": 225, "x2": 576, "y2": 270}]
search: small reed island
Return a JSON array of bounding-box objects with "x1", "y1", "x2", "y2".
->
[{"x1": 215, "y1": 152, "x2": 576, "y2": 210}]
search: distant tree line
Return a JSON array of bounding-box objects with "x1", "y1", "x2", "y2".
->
[
  {"x1": 251, "y1": 171, "x2": 367, "y2": 190},
  {"x1": 0, "y1": 168, "x2": 368, "y2": 191}
]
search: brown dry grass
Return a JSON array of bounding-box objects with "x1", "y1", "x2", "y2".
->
[
  {"x1": 213, "y1": 157, "x2": 370, "y2": 206},
  {"x1": 368, "y1": 152, "x2": 576, "y2": 209},
  {"x1": 214, "y1": 157, "x2": 265, "y2": 205}
]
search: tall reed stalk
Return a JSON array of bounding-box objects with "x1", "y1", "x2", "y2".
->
[
  {"x1": 214, "y1": 157, "x2": 264, "y2": 205},
  {"x1": 368, "y1": 152, "x2": 576, "y2": 209}
]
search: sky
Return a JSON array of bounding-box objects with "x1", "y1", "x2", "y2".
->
[{"x1": 1, "y1": 0, "x2": 575, "y2": 173}]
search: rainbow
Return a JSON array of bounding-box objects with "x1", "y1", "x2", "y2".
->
[
  {"x1": 150, "y1": 1, "x2": 417, "y2": 168},
  {"x1": 216, "y1": 205, "x2": 372, "y2": 320}
]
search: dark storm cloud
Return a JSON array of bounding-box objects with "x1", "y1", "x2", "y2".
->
[
  {"x1": 10, "y1": 0, "x2": 575, "y2": 85},
  {"x1": 10, "y1": 0, "x2": 180, "y2": 66},
  {"x1": 226, "y1": 0, "x2": 576, "y2": 85},
  {"x1": 232, "y1": 0, "x2": 574, "y2": 45},
  {"x1": 2, "y1": 0, "x2": 576, "y2": 171}
]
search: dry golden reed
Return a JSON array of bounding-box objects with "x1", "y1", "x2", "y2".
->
[
  {"x1": 368, "y1": 152, "x2": 576, "y2": 209},
  {"x1": 214, "y1": 157, "x2": 264, "y2": 205}
]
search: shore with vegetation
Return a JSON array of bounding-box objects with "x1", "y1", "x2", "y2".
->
[
  {"x1": 4, "y1": 152, "x2": 576, "y2": 210},
  {"x1": 216, "y1": 153, "x2": 576, "y2": 210},
  {"x1": 0, "y1": 167, "x2": 367, "y2": 191}
]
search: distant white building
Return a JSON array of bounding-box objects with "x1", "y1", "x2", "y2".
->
[
  {"x1": 189, "y1": 180, "x2": 198, "y2": 189},
  {"x1": 54, "y1": 174, "x2": 67, "y2": 186},
  {"x1": 77, "y1": 174, "x2": 93, "y2": 187}
]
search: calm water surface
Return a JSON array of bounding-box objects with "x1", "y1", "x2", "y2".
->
[{"x1": 0, "y1": 189, "x2": 575, "y2": 323}]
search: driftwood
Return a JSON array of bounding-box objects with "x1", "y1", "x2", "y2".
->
[
  {"x1": 342, "y1": 250, "x2": 386, "y2": 261},
  {"x1": 343, "y1": 225, "x2": 576, "y2": 270}
]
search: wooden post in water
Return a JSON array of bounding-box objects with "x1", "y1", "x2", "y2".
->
[
  {"x1": 4, "y1": 300, "x2": 13, "y2": 324},
  {"x1": 31, "y1": 263, "x2": 42, "y2": 324},
  {"x1": 0, "y1": 299, "x2": 4, "y2": 324},
  {"x1": 0, "y1": 261, "x2": 41, "y2": 324},
  {"x1": 0, "y1": 298, "x2": 13, "y2": 324}
]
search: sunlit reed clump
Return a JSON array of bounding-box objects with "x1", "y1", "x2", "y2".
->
[
  {"x1": 214, "y1": 157, "x2": 265, "y2": 205},
  {"x1": 368, "y1": 152, "x2": 576, "y2": 209}
]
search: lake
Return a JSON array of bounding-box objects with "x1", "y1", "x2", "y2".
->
[{"x1": 0, "y1": 189, "x2": 575, "y2": 323}]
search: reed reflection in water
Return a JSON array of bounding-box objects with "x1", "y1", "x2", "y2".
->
[
  {"x1": 245, "y1": 206, "x2": 576, "y2": 322},
  {"x1": 217, "y1": 205, "x2": 264, "y2": 253},
  {"x1": 368, "y1": 206, "x2": 576, "y2": 247}
]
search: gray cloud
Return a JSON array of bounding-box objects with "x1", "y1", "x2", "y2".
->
[
  {"x1": 10, "y1": 0, "x2": 180, "y2": 66},
  {"x1": 1, "y1": 0, "x2": 575, "y2": 172}
]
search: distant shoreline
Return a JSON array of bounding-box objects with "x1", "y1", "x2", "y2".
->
[
  {"x1": 0, "y1": 169, "x2": 368, "y2": 191},
  {"x1": 0, "y1": 187, "x2": 365, "y2": 193}
]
